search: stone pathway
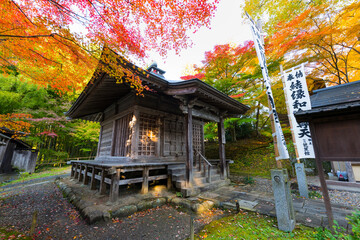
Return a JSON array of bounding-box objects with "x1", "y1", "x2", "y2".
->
[
  {"x1": 196, "y1": 183, "x2": 357, "y2": 232},
  {"x1": 0, "y1": 180, "x2": 228, "y2": 240},
  {"x1": 230, "y1": 175, "x2": 360, "y2": 208}
]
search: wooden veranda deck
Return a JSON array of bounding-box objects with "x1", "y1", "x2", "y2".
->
[{"x1": 69, "y1": 160, "x2": 181, "y2": 201}]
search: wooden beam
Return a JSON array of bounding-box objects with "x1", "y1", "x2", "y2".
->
[
  {"x1": 192, "y1": 108, "x2": 219, "y2": 122},
  {"x1": 164, "y1": 86, "x2": 198, "y2": 95},
  {"x1": 119, "y1": 174, "x2": 168, "y2": 185},
  {"x1": 193, "y1": 100, "x2": 220, "y2": 114},
  {"x1": 186, "y1": 105, "x2": 194, "y2": 187},
  {"x1": 218, "y1": 117, "x2": 226, "y2": 179}
]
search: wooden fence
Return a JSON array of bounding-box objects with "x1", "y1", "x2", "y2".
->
[{"x1": 36, "y1": 156, "x2": 96, "y2": 168}]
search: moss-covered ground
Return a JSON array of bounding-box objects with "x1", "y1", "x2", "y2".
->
[
  {"x1": 0, "y1": 166, "x2": 70, "y2": 187},
  {"x1": 195, "y1": 211, "x2": 317, "y2": 239},
  {"x1": 205, "y1": 138, "x2": 292, "y2": 178}
]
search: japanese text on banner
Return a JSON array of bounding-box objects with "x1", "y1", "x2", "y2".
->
[{"x1": 283, "y1": 64, "x2": 315, "y2": 158}]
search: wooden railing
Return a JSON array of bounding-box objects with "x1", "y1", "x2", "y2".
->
[
  {"x1": 70, "y1": 161, "x2": 174, "y2": 202},
  {"x1": 194, "y1": 149, "x2": 212, "y2": 183}
]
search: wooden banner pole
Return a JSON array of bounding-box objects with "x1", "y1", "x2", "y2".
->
[
  {"x1": 267, "y1": 97, "x2": 282, "y2": 169},
  {"x1": 257, "y1": 19, "x2": 283, "y2": 169},
  {"x1": 280, "y1": 65, "x2": 300, "y2": 164}
]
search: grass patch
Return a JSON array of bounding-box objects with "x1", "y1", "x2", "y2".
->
[
  {"x1": 0, "y1": 166, "x2": 70, "y2": 187},
  {"x1": 205, "y1": 138, "x2": 284, "y2": 178},
  {"x1": 195, "y1": 211, "x2": 316, "y2": 239},
  {"x1": 0, "y1": 227, "x2": 31, "y2": 240}
]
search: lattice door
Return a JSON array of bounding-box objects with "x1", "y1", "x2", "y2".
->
[
  {"x1": 138, "y1": 114, "x2": 159, "y2": 156},
  {"x1": 163, "y1": 119, "x2": 185, "y2": 156},
  {"x1": 193, "y1": 123, "x2": 204, "y2": 154}
]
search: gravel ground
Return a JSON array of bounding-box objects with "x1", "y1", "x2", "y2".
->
[
  {"x1": 0, "y1": 182, "x2": 227, "y2": 240},
  {"x1": 230, "y1": 175, "x2": 360, "y2": 208}
]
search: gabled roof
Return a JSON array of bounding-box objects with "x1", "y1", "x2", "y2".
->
[
  {"x1": 0, "y1": 128, "x2": 32, "y2": 149},
  {"x1": 66, "y1": 49, "x2": 249, "y2": 121},
  {"x1": 295, "y1": 81, "x2": 360, "y2": 121},
  {"x1": 311, "y1": 81, "x2": 360, "y2": 108}
]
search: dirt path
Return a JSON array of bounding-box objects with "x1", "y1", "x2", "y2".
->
[{"x1": 0, "y1": 181, "x2": 226, "y2": 240}]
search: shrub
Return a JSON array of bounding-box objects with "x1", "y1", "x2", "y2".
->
[{"x1": 314, "y1": 210, "x2": 360, "y2": 239}]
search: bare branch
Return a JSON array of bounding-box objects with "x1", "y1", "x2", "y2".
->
[
  {"x1": 10, "y1": 0, "x2": 37, "y2": 26},
  {"x1": 28, "y1": 49, "x2": 62, "y2": 68},
  {"x1": 0, "y1": 34, "x2": 55, "y2": 38}
]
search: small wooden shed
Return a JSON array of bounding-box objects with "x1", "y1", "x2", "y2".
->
[
  {"x1": 66, "y1": 50, "x2": 249, "y2": 198},
  {"x1": 0, "y1": 129, "x2": 38, "y2": 174},
  {"x1": 295, "y1": 81, "x2": 360, "y2": 180}
]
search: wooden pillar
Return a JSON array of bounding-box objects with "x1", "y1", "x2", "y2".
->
[
  {"x1": 97, "y1": 126, "x2": 103, "y2": 157},
  {"x1": 74, "y1": 163, "x2": 79, "y2": 179},
  {"x1": 310, "y1": 123, "x2": 334, "y2": 227},
  {"x1": 166, "y1": 165, "x2": 172, "y2": 189},
  {"x1": 110, "y1": 169, "x2": 120, "y2": 202},
  {"x1": 90, "y1": 167, "x2": 97, "y2": 190},
  {"x1": 70, "y1": 163, "x2": 75, "y2": 178},
  {"x1": 186, "y1": 106, "x2": 194, "y2": 187},
  {"x1": 218, "y1": 117, "x2": 226, "y2": 179},
  {"x1": 130, "y1": 107, "x2": 140, "y2": 158},
  {"x1": 99, "y1": 167, "x2": 107, "y2": 195},
  {"x1": 78, "y1": 164, "x2": 84, "y2": 182},
  {"x1": 110, "y1": 120, "x2": 117, "y2": 156},
  {"x1": 83, "y1": 165, "x2": 89, "y2": 185},
  {"x1": 316, "y1": 158, "x2": 334, "y2": 226},
  {"x1": 141, "y1": 166, "x2": 149, "y2": 194}
]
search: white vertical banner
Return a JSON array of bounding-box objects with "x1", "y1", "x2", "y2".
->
[
  {"x1": 246, "y1": 12, "x2": 289, "y2": 160},
  {"x1": 282, "y1": 64, "x2": 315, "y2": 159}
]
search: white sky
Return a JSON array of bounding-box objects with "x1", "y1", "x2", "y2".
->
[{"x1": 144, "y1": 0, "x2": 253, "y2": 80}]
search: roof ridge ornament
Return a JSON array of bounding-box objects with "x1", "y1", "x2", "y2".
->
[{"x1": 146, "y1": 62, "x2": 166, "y2": 79}]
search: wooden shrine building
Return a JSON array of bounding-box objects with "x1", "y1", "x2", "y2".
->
[{"x1": 66, "y1": 50, "x2": 249, "y2": 199}]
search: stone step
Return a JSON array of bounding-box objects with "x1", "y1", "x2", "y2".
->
[
  {"x1": 180, "y1": 179, "x2": 230, "y2": 197},
  {"x1": 175, "y1": 174, "x2": 222, "y2": 189},
  {"x1": 167, "y1": 164, "x2": 186, "y2": 171},
  {"x1": 171, "y1": 168, "x2": 219, "y2": 180},
  {"x1": 169, "y1": 165, "x2": 219, "y2": 174},
  {"x1": 172, "y1": 169, "x2": 220, "y2": 182},
  {"x1": 168, "y1": 167, "x2": 186, "y2": 175}
]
